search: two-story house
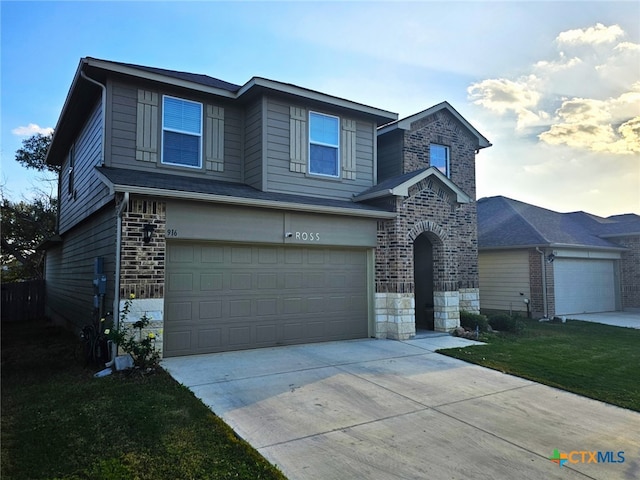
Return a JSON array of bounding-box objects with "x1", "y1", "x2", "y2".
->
[{"x1": 44, "y1": 57, "x2": 491, "y2": 357}]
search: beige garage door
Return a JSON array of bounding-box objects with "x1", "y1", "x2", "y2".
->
[
  {"x1": 554, "y1": 258, "x2": 616, "y2": 315},
  {"x1": 164, "y1": 242, "x2": 369, "y2": 357}
]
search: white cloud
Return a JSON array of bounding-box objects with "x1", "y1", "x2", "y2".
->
[
  {"x1": 538, "y1": 89, "x2": 640, "y2": 154},
  {"x1": 556, "y1": 23, "x2": 624, "y2": 45},
  {"x1": 467, "y1": 76, "x2": 550, "y2": 130},
  {"x1": 470, "y1": 23, "x2": 640, "y2": 155},
  {"x1": 11, "y1": 123, "x2": 53, "y2": 136}
]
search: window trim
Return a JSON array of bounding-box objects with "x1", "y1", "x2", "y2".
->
[
  {"x1": 308, "y1": 111, "x2": 340, "y2": 178},
  {"x1": 161, "y1": 95, "x2": 203, "y2": 169},
  {"x1": 430, "y1": 144, "x2": 450, "y2": 177}
]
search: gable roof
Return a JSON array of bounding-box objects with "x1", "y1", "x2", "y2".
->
[
  {"x1": 96, "y1": 167, "x2": 396, "y2": 219},
  {"x1": 353, "y1": 167, "x2": 471, "y2": 203},
  {"x1": 106, "y1": 59, "x2": 243, "y2": 93},
  {"x1": 46, "y1": 57, "x2": 398, "y2": 167},
  {"x1": 477, "y1": 196, "x2": 637, "y2": 250},
  {"x1": 377, "y1": 101, "x2": 492, "y2": 150}
]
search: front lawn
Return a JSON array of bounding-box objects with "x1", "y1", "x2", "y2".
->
[
  {"x1": 1, "y1": 320, "x2": 286, "y2": 480},
  {"x1": 438, "y1": 319, "x2": 640, "y2": 412}
]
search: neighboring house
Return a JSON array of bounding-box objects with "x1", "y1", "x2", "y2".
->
[
  {"x1": 44, "y1": 57, "x2": 491, "y2": 357},
  {"x1": 477, "y1": 196, "x2": 640, "y2": 318}
]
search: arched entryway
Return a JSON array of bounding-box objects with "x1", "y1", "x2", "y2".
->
[{"x1": 414, "y1": 233, "x2": 434, "y2": 330}]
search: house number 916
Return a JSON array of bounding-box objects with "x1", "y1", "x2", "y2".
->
[{"x1": 166, "y1": 229, "x2": 178, "y2": 237}]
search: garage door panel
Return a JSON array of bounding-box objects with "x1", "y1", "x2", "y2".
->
[
  {"x1": 164, "y1": 243, "x2": 369, "y2": 356},
  {"x1": 200, "y1": 273, "x2": 223, "y2": 291},
  {"x1": 199, "y1": 301, "x2": 221, "y2": 319},
  {"x1": 201, "y1": 246, "x2": 224, "y2": 263},
  {"x1": 229, "y1": 326, "x2": 252, "y2": 346},
  {"x1": 167, "y1": 302, "x2": 192, "y2": 321},
  {"x1": 168, "y1": 273, "x2": 193, "y2": 291},
  {"x1": 197, "y1": 328, "x2": 221, "y2": 349}
]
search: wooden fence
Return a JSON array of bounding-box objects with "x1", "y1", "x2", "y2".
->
[{"x1": 1, "y1": 280, "x2": 45, "y2": 322}]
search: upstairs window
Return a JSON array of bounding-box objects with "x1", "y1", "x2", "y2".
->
[
  {"x1": 162, "y1": 96, "x2": 202, "y2": 168},
  {"x1": 309, "y1": 112, "x2": 339, "y2": 177},
  {"x1": 430, "y1": 144, "x2": 450, "y2": 177}
]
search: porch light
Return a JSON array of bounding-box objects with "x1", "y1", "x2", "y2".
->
[{"x1": 143, "y1": 223, "x2": 156, "y2": 244}]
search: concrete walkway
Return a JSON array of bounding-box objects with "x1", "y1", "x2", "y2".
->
[
  {"x1": 162, "y1": 335, "x2": 640, "y2": 480},
  {"x1": 568, "y1": 309, "x2": 640, "y2": 329}
]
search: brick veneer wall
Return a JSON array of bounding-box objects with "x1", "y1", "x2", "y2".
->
[
  {"x1": 403, "y1": 110, "x2": 478, "y2": 199},
  {"x1": 374, "y1": 109, "x2": 482, "y2": 335},
  {"x1": 528, "y1": 249, "x2": 545, "y2": 317},
  {"x1": 616, "y1": 236, "x2": 640, "y2": 308},
  {"x1": 119, "y1": 196, "x2": 166, "y2": 355},
  {"x1": 120, "y1": 197, "x2": 166, "y2": 299}
]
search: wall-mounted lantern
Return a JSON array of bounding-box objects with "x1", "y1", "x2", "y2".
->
[{"x1": 143, "y1": 223, "x2": 156, "y2": 244}]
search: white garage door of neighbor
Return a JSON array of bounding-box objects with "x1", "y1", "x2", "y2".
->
[
  {"x1": 554, "y1": 258, "x2": 616, "y2": 315},
  {"x1": 164, "y1": 242, "x2": 369, "y2": 357}
]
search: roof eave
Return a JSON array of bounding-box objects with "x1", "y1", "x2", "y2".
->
[
  {"x1": 84, "y1": 57, "x2": 237, "y2": 99},
  {"x1": 378, "y1": 101, "x2": 491, "y2": 149},
  {"x1": 238, "y1": 77, "x2": 398, "y2": 124},
  {"x1": 479, "y1": 243, "x2": 628, "y2": 252},
  {"x1": 96, "y1": 173, "x2": 396, "y2": 219}
]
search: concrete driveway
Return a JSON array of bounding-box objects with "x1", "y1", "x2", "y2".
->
[
  {"x1": 162, "y1": 335, "x2": 640, "y2": 480},
  {"x1": 568, "y1": 309, "x2": 640, "y2": 329}
]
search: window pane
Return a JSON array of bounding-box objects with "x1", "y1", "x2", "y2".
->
[
  {"x1": 310, "y1": 112, "x2": 339, "y2": 146},
  {"x1": 310, "y1": 144, "x2": 338, "y2": 176},
  {"x1": 430, "y1": 144, "x2": 449, "y2": 176},
  {"x1": 164, "y1": 131, "x2": 200, "y2": 167},
  {"x1": 164, "y1": 97, "x2": 201, "y2": 134}
]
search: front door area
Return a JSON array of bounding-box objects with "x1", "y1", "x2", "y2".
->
[{"x1": 413, "y1": 234, "x2": 434, "y2": 330}]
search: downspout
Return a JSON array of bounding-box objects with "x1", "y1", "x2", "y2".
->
[
  {"x1": 536, "y1": 247, "x2": 548, "y2": 318},
  {"x1": 106, "y1": 191, "x2": 129, "y2": 367},
  {"x1": 79, "y1": 71, "x2": 106, "y2": 165},
  {"x1": 80, "y1": 69, "x2": 113, "y2": 364}
]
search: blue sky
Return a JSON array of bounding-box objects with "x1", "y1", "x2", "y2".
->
[{"x1": 2, "y1": 0, "x2": 639, "y2": 216}]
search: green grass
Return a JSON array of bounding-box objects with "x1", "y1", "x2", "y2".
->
[
  {"x1": 439, "y1": 319, "x2": 640, "y2": 412},
  {"x1": 1, "y1": 320, "x2": 287, "y2": 480}
]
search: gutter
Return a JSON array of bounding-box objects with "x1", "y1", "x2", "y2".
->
[{"x1": 79, "y1": 71, "x2": 106, "y2": 165}]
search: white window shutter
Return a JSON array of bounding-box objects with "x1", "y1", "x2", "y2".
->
[
  {"x1": 290, "y1": 106, "x2": 307, "y2": 173},
  {"x1": 205, "y1": 105, "x2": 224, "y2": 172},
  {"x1": 136, "y1": 90, "x2": 159, "y2": 162},
  {"x1": 341, "y1": 119, "x2": 356, "y2": 180}
]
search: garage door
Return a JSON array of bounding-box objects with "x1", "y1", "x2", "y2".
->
[
  {"x1": 554, "y1": 258, "x2": 616, "y2": 315},
  {"x1": 164, "y1": 242, "x2": 369, "y2": 356}
]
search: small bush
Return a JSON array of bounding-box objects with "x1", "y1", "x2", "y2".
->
[
  {"x1": 460, "y1": 311, "x2": 489, "y2": 332},
  {"x1": 488, "y1": 313, "x2": 526, "y2": 333}
]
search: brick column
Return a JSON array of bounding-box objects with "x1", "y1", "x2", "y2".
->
[{"x1": 119, "y1": 197, "x2": 166, "y2": 356}]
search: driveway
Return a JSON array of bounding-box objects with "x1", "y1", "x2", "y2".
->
[
  {"x1": 568, "y1": 309, "x2": 640, "y2": 329},
  {"x1": 162, "y1": 335, "x2": 640, "y2": 480}
]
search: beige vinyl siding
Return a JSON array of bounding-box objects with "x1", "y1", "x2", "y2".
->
[
  {"x1": 265, "y1": 97, "x2": 375, "y2": 200},
  {"x1": 58, "y1": 100, "x2": 111, "y2": 234},
  {"x1": 479, "y1": 250, "x2": 530, "y2": 313},
  {"x1": 108, "y1": 80, "x2": 243, "y2": 182},
  {"x1": 244, "y1": 99, "x2": 263, "y2": 189},
  {"x1": 45, "y1": 206, "x2": 116, "y2": 329}
]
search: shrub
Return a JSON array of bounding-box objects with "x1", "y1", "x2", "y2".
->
[
  {"x1": 488, "y1": 313, "x2": 526, "y2": 333},
  {"x1": 460, "y1": 311, "x2": 489, "y2": 332},
  {"x1": 106, "y1": 295, "x2": 160, "y2": 370}
]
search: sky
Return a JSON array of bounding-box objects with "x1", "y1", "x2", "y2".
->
[{"x1": 1, "y1": 0, "x2": 639, "y2": 217}]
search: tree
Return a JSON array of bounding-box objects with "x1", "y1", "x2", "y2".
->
[
  {"x1": 14, "y1": 132, "x2": 58, "y2": 173},
  {"x1": 1, "y1": 132, "x2": 57, "y2": 281},
  {"x1": 1, "y1": 195, "x2": 57, "y2": 281}
]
